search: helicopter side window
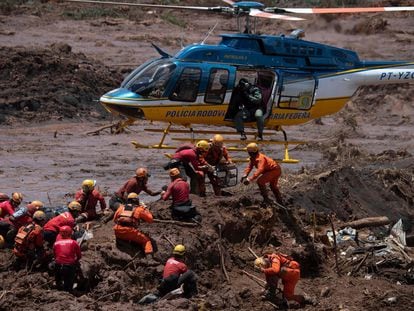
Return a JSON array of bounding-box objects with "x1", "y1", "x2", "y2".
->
[
  {"x1": 170, "y1": 68, "x2": 201, "y2": 102},
  {"x1": 278, "y1": 73, "x2": 315, "y2": 110},
  {"x1": 205, "y1": 69, "x2": 229, "y2": 104}
]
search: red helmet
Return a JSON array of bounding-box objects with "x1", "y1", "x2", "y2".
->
[{"x1": 59, "y1": 225, "x2": 73, "y2": 238}]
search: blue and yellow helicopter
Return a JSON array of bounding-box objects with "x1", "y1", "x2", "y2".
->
[{"x1": 70, "y1": 0, "x2": 414, "y2": 162}]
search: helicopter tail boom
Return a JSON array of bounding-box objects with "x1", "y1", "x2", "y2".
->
[{"x1": 351, "y1": 63, "x2": 414, "y2": 86}]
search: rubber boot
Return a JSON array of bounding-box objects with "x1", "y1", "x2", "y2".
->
[
  {"x1": 271, "y1": 188, "x2": 283, "y2": 205},
  {"x1": 259, "y1": 185, "x2": 274, "y2": 206}
]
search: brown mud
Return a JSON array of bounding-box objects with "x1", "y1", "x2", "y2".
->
[{"x1": 0, "y1": 1, "x2": 414, "y2": 310}]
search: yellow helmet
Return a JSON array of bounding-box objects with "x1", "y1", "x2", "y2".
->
[
  {"x1": 254, "y1": 257, "x2": 268, "y2": 269},
  {"x1": 68, "y1": 201, "x2": 82, "y2": 211},
  {"x1": 33, "y1": 210, "x2": 47, "y2": 222},
  {"x1": 127, "y1": 192, "x2": 139, "y2": 200},
  {"x1": 173, "y1": 244, "x2": 186, "y2": 256},
  {"x1": 212, "y1": 134, "x2": 224, "y2": 144},
  {"x1": 30, "y1": 200, "x2": 44, "y2": 209},
  {"x1": 196, "y1": 140, "x2": 210, "y2": 152},
  {"x1": 135, "y1": 167, "x2": 149, "y2": 178},
  {"x1": 169, "y1": 168, "x2": 181, "y2": 177},
  {"x1": 246, "y1": 143, "x2": 259, "y2": 153},
  {"x1": 0, "y1": 235, "x2": 4, "y2": 249},
  {"x1": 82, "y1": 179, "x2": 96, "y2": 191},
  {"x1": 11, "y1": 192, "x2": 23, "y2": 204}
]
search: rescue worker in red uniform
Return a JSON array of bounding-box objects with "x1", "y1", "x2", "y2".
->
[
  {"x1": 241, "y1": 143, "x2": 283, "y2": 205},
  {"x1": 204, "y1": 134, "x2": 233, "y2": 196},
  {"x1": 109, "y1": 168, "x2": 161, "y2": 211},
  {"x1": 161, "y1": 168, "x2": 200, "y2": 222},
  {"x1": 255, "y1": 253, "x2": 306, "y2": 305},
  {"x1": 43, "y1": 201, "x2": 81, "y2": 246},
  {"x1": 172, "y1": 140, "x2": 210, "y2": 196},
  {"x1": 75, "y1": 179, "x2": 107, "y2": 223},
  {"x1": 113, "y1": 193, "x2": 155, "y2": 259},
  {"x1": 157, "y1": 245, "x2": 198, "y2": 298},
  {"x1": 13, "y1": 210, "x2": 47, "y2": 269},
  {"x1": 0, "y1": 192, "x2": 23, "y2": 247},
  {"x1": 53, "y1": 225, "x2": 82, "y2": 293}
]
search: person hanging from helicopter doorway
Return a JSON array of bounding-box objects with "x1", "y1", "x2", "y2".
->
[
  {"x1": 232, "y1": 78, "x2": 264, "y2": 141},
  {"x1": 241, "y1": 143, "x2": 283, "y2": 205}
]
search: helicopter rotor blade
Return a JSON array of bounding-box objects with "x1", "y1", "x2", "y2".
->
[
  {"x1": 249, "y1": 9, "x2": 305, "y2": 21},
  {"x1": 65, "y1": 0, "x2": 232, "y2": 13},
  {"x1": 269, "y1": 6, "x2": 414, "y2": 14}
]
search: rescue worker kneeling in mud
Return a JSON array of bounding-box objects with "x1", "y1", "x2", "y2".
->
[
  {"x1": 75, "y1": 179, "x2": 107, "y2": 223},
  {"x1": 13, "y1": 210, "x2": 48, "y2": 269},
  {"x1": 204, "y1": 134, "x2": 233, "y2": 196},
  {"x1": 241, "y1": 143, "x2": 283, "y2": 205},
  {"x1": 255, "y1": 253, "x2": 313, "y2": 306},
  {"x1": 157, "y1": 244, "x2": 198, "y2": 298},
  {"x1": 43, "y1": 201, "x2": 82, "y2": 247},
  {"x1": 53, "y1": 225, "x2": 81, "y2": 293},
  {"x1": 0, "y1": 192, "x2": 23, "y2": 246},
  {"x1": 109, "y1": 168, "x2": 161, "y2": 212},
  {"x1": 161, "y1": 168, "x2": 201, "y2": 222},
  {"x1": 113, "y1": 192, "x2": 155, "y2": 261}
]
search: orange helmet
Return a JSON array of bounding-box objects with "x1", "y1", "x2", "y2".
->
[
  {"x1": 169, "y1": 168, "x2": 181, "y2": 177},
  {"x1": 60, "y1": 226, "x2": 73, "y2": 238},
  {"x1": 11, "y1": 192, "x2": 23, "y2": 205},
  {"x1": 136, "y1": 167, "x2": 149, "y2": 178}
]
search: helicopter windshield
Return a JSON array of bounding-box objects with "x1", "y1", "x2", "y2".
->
[{"x1": 124, "y1": 59, "x2": 176, "y2": 98}]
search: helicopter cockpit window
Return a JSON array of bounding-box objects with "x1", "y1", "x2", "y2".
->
[
  {"x1": 170, "y1": 67, "x2": 201, "y2": 102},
  {"x1": 278, "y1": 73, "x2": 316, "y2": 110},
  {"x1": 205, "y1": 69, "x2": 229, "y2": 104},
  {"x1": 124, "y1": 59, "x2": 176, "y2": 98}
]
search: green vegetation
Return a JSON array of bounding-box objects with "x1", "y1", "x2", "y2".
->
[{"x1": 62, "y1": 7, "x2": 123, "y2": 20}]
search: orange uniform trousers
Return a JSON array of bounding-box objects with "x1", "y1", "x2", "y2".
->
[
  {"x1": 257, "y1": 166, "x2": 281, "y2": 193},
  {"x1": 113, "y1": 224, "x2": 153, "y2": 254}
]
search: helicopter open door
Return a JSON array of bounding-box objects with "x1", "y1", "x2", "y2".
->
[{"x1": 224, "y1": 69, "x2": 277, "y2": 121}]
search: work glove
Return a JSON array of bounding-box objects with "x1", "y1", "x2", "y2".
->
[
  {"x1": 161, "y1": 185, "x2": 168, "y2": 191},
  {"x1": 243, "y1": 177, "x2": 250, "y2": 185},
  {"x1": 241, "y1": 175, "x2": 249, "y2": 184}
]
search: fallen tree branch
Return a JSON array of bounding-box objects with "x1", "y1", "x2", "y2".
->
[
  {"x1": 339, "y1": 216, "x2": 390, "y2": 229},
  {"x1": 218, "y1": 224, "x2": 230, "y2": 284},
  {"x1": 329, "y1": 214, "x2": 341, "y2": 276},
  {"x1": 153, "y1": 219, "x2": 198, "y2": 227},
  {"x1": 248, "y1": 247, "x2": 259, "y2": 259},
  {"x1": 351, "y1": 252, "x2": 370, "y2": 276},
  {"x1": 242, "y1": 270, "x2": 266, "y2": 287},
  {"x1": 162, "y1": 235, "x2": 175, "y2": 247}
]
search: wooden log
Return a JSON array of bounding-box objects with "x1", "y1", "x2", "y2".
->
[
  {"x1": 339, "y1": 216, "x2": 390, "y2": 229},
  {"x1": 153, "y1": 219, "x2": 198, "y2": 227}
]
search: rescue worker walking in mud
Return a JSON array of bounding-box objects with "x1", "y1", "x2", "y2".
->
[
  {"x1": 53, "y1": 225, "x2": 81, "y2": 293},
  {"x1": 204, "y1": 134, "x2": 233, "y2": 196},
  {"x1": 157, "y1": 245, "x2": 198, "y2": 298},
  {"x1": 43, "y1": 201, "x2": 82, "y2": 246},
  {"x1": 109, "y1": 168, "x2": 161, "y2": 211},
  {"x1": 13, "y1": 210, "x2": 48, "y2": 269},
  {"x1": 113, "y1": 192, "x2": 156, "y2": 262},
  {"x1": 161, "y1": 168, "x2": 200, "y2": 222},
  {"x1": 255, "y1": 253, "x2": 313, "y2": 306},
  {"x1": 172, "y1": 140, "x2": 210, "y2": 197},
  {"x1": 75, "y1": 179, "x2": 107, "y2": 223},
  {"x1": 241, "y1": 143, "x2": 283, "y2": 205}
]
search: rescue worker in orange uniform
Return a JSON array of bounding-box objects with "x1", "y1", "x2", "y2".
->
[
  {"x1": 204, "y1": 134, "x2": 233, "y2": 196},
  {"x1": 157, "y1": 245, "x2": 198, "y2": 298},
  {"x1": 109, "y1": 168, "x2": 161, "y2": 211},
  {"x1": 255, "y1": 253, "x2": 304, "y2": 305},
  {"x1": 172, "y1": 140, "x2": 210, "y2": 196},
  {"x1": 0, "y1": 192, "x2": 23, "y2": 247},
  {"x1": 113, "y1": 192, "x2": 155, "y2": 259},
  {"x1": 13, "y1": 210, "x2": 47, "y2": 269},
  {"x1": 241, "y1": 143, "x2": 283, "y2": 205},
  {"x1": 53, "y1": 225, "x2": 82, "y2": 293},
  {"x1": 43, "y1": 201, "x2": 81, "y2": 246},
  {"x1": 75, "y1": 179, "x2": 107, "y2": 223}
]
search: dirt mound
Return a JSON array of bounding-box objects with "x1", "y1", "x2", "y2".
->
[
  {"x1": 0, "y1": 44, "x2": 122, "y2": 125},
  {"x1": 348, "y1": 17, "x2": 389, "y2": 35}
]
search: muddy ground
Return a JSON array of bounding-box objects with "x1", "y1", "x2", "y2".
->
[{"x1": 0, "y1": 1, "x2": 414, "y2": 310}]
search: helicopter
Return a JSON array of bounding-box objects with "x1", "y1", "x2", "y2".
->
[{"x1": 69, "y1": 0, "x2": 414, "y2": 163}]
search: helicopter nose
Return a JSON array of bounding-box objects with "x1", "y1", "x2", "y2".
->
[{"x1": 100, "y1": 88, "x2": 145, "y2": 119}]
